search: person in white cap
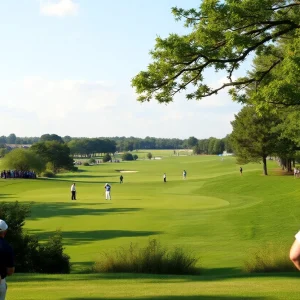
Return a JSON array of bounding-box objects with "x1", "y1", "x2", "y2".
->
[
  {"x1": 0, "y1": 219, "x2": 15, "y2": 300},
  {"x1": 104, "y1": 183, "x2": 111, "y2": 200}
]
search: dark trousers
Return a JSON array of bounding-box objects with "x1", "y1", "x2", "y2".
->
[
  {"x1": 164, "y1": 178, "x2": 166, "y2": 182},
  {"x1": 71, "y1": 191, "x2": 76, "y2": 200}
]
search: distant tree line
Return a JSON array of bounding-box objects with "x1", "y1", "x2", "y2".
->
[
  {"x1": 0, "y1": 134, "x2": 234, "y2": 154},
  {"x1": 192, "y1": 135, "x2": 233, "y2": 155}
]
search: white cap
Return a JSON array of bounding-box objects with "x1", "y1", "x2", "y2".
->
[{"x1": 0, "y1": 220, "x2": 8, "y2": 232}]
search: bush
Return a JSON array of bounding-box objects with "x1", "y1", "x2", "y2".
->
[
  {"x1": 70, "y1": 166, "x2": 78, "y2": 172},
  {"x1": 83, "y1": 162, "x2": 90, "y2": 166},
  {"x1": 133, "y1": 154, "x2": 138, "y2": 160},
  {"x1": 243, "y1": 243, "x2": 296, "y2": 273},
  {"x1": 92, "y1": 239, "x2": 200, "y2": 275},
  {"x1": 0, "y1": 202, "x2": 70, "y2": 273},
  {"x1": 89, "y1": 158, "x2": 96, "y2": 164},
  {"x1": 122, "y1": 153, "x2": 134, "y2": 161},
  {"x1": 103, "y1": 153, "x2": 112, "y2": 163},
  {"x1": 41, "y1": 170, "x2": 55, "y2": 178},
  {"x1": 147, "y1": 152, "x2": 152, "y2": 160},
  {"x1": 38, "y1": 231, "x2": 71, "y2": 274}
]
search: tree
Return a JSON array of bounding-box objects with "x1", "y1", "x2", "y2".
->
[
  {"x1": 31, "y1": 141, "x2": 74, "y2": 173},
  {"x1": 132, "y1": 1, "x2": 300, "y2": 104},
  {"x1": 230, "y1": 106, "x2": 281, "y2": 175},
  {"x1": 0, "y1": 136, "x2": 6, "y2": 144},
  {"x1": 230, "y1": 37, "x2": 300, "y2": 108},
  {"x1": 102, "y1": 153, "x2": 112, "y2": 163},
  {"x1": 147, "y1": 152, "x2": 153, "y2": 160},
  {"x1": 40, "y1": 134, "x2": 64, "y2": 143},
  {"x1": 213, "y1": 139, "x2": 225, "y2": 155},
  {"x1": 133, "y1": 154, "x2": 138, "y2": 160},
  {"x1": 187, "y1": 136, "x2": 198, "y2": 148},
  {"x1": 89, "y1": 158, "x2": 96, "y2": 164},
  {"x1": 1, "y1": 148, "x2": 45, "y2": 173},
  {"x1": 122, "y1": 153, "x2": 134, "y2": 161},
  {"x1": 63, "y1": 136, "x2": 72, "y2": 143},
  {"x1": 207, "y1": 137, "x2": 217, "y2": 155},
  {"x1": 7, "y1": 133, "x2": 17, "y2": 144}
]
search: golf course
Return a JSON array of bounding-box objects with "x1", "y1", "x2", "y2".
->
[{"x1": 1, "y1": 151, "x2": 299, "y2": 299}]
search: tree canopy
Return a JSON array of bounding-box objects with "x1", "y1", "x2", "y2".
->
[
  {"x1": 1, "y1": 148, "x2": 45, "y2": 173},
  {"x1": 132, "y1": 0, "x2": 300, "y2": 105},
  {"x1": 40, "y1": 134, "x2": 64, "y2": 143},
  {"x1": 31, "y1": 141, "x2": 74, "y2": 173}
]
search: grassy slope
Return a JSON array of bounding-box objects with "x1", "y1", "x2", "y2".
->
[{"x1": 1, "y1": 153, "x2": 300, "y2": 299}]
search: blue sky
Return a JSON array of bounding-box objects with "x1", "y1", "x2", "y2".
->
[{"x1": 0, "y1": 0, "x2": 244, "y2": 139}]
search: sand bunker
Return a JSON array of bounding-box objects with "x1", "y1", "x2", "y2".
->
[{"x1": 116, "y1": 170, "x2": 139, "y2": 173}]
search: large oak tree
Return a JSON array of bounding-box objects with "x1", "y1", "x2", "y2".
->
[{"x1": 132, "y1": 0, "x2": 300, "y2": 105}]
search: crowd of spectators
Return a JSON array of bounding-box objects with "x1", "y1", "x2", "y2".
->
[{"x1": 1, "y1": 170, "x2": 37, "y2": 179}]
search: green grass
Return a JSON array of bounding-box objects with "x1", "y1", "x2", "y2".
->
[
  {"x1": 1, "y1": 152, "x2": 300, "y2": 299},
  {"x1": 8, "y1": 273, "x2": 300, "y2": 300}
]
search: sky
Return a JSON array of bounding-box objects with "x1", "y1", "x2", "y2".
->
[{"x1": 0, "y1": 0, "x2": 245, "y2": 139}]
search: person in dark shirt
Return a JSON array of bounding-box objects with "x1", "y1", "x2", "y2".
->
[
  {"x1": 0, "y1": 219, "x2": 14, "y2": 300},
  {"x1": 120, "y1": 175, "x2": 123, "y2": 184}
]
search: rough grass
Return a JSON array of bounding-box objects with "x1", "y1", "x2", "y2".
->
[
  {"x1": 244, "y1": 243, "x2": 297, "y2": 273},
  {"x1": 92, "y1": 239, "x2": 199, "y2": 275}
]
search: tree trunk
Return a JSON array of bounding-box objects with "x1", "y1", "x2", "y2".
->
[
  {"x1": 263, "y1": 156, "x2": 268, "y2": 175},
  {"x1": 288, "y1": 159, "x2": 292, "y2": 172}
]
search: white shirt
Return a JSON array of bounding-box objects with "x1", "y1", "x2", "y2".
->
[{"x1": 71, "y1": 184, "x2": 76, "y2": 192}]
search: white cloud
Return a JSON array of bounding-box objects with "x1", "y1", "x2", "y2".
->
[
  {"x1": 39, "y1": 0, "x2": 79, "y2": 17},
  {"x1": 1, "y1": 77, "x2": 118, "y2": 126},
  {"x1": 0, "y1": 76, "x2": 241, "y2": 138}
]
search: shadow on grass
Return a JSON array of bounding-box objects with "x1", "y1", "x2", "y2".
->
[
  {"x1": 0, "y1": 193, "x2": 17, "y2": 199},
  {"x1": 64, "y1": 296, "x2": 270, "y2": 300},
  {"x1": 29, "y1": 202, "x2": 143, "y2": 219},
  {"x1": 28, "y1": 229, "x2": 162, "y2": 246},
  {"x1": 56, "y1": 174, "x2": 119, "y2": 179},
  {"x1": 73, "y1": 270, "x2": 300, "y2": 282},
  {"x1": 38, "y1": 177, "x2": 120, "y2": 184}
]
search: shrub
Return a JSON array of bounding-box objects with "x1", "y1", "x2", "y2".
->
[
  {"x1": 83, "y1": 162, "x2": 90, "y2": 166},
  {"x1": 103, "y1": 153, "x2": 112, "y2": 162},
  {"x1": 92, "y1": 239, "x2": 200, "y2": 275},
  {"x1": 0, "y1": 202, "x2": 70, "y2": 273},
  {"x1": 122, "y1": 153, "x2": 134, "y2": 161},
  {"x1": 147, "y1": 152, "x2": 152, "y2": 160},
  {"x1": 89, "y1": 158, "x2": 96, "y2": 164},
  {"x1": 133, "y1": 154, "x2": 138, "y2": 160},
  {"x1": 243, "y1": 243, "x2": 296, "y2": 273},
  {"x1": 38, "y1": 231, "x2": 71, "y2": 274},
  {"x1": 70, "y1": 166, "x2": 78, "y2": 172},
  {"x1": 41, "y1": 170, "x2": 55, "y2": 178}
]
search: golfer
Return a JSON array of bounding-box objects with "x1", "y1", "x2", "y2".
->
[
  {"x1": 104, "y1": 183, "x2": 111, "y2": 200},
  {"x1": 163, "y1": 173, "x2": 167, "y2": 183},
  {"x1": 0, "y1": 219, "x2": 15, "y2": 300},
  {"x1": 71, "y1": 183, "x2": 76, "y2": 200}
]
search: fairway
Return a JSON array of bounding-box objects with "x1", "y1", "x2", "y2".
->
[{"x1": 1, "y1": 153, "x2": 300, "y2": 299}]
